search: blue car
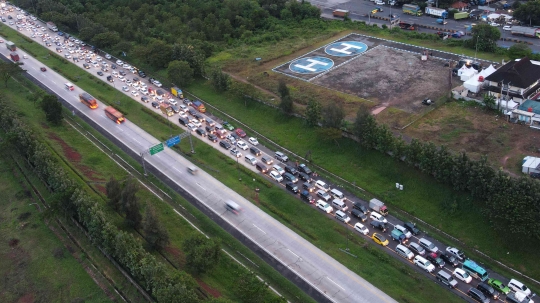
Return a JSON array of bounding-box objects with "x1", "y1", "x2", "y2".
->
[{"x1": 451, "y1": 32, "x2": 462, "y2": 38}]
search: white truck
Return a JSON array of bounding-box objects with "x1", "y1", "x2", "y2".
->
[
  {"x1": 46, "y1": 21, "x2": 58, "y2": 32},
  {"x1": 369, "y1": 198, "x2": 388, "y2": 216},
  {"x1": 425, "y1": 7, "x2": 448, "y2": 18}
]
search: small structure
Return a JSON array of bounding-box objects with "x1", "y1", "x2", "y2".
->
[
  {"x1": 522, "y1": 156, "x2": 540, "y2": 174},
  {"x1": 451, "y1": 1, "x2": 469, "y2": 11},
  {"x1": 508, "y1": 99, "x2": 540, "y2": 128},
  {"x1": 463, "y1": 64, "x2": 497, "y2": 93},
  {"x1": 485, "y1": 57, "x2": 540, "y2": 103}
]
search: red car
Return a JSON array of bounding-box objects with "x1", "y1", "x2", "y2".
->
[
  {"x1": 40, "y1": 67, "x2": 47, "y2": 72},
  {"x1": 235, "y1": 128, "x2": 246, "y2": 138}
]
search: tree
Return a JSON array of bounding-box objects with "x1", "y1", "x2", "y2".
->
[
  {"x1": 234, "y1": 271, "x2": 268, "y2": 303},
  {"x1": 91, "y1": 31, "x2": 121, "y2": 48},
  {"x1": 0, "y1": 61, "x2": 24, "y2": 87},
  {"x1": 167, "y1": 60, "x2": 194, "y2": 87},
  {"x1": 210, "y1": 68, "x2": 231, "y2": 92},
  {"x1": 467, "y1": 24, "x2": 501, "y2": 53},
  {"x1": 507, "y1": 43, "x2": 532, "y2": 60},
  {"x1": 305, "y1": 99, "x2": 321, "y2": 127},
  {"x1": 482, "y1": 93, "x2": 496, "y2": 110},
  {"x1": 105, "y1": 176, "x2": 122, "y2": 211},
  {"x1": 277, "y1": 80, "x2": 290, "y2": 99},
  {"x1": 317, "y1": 127, "x2": 342, "y2": 147},
  {"x1": 40, "y1": 94, "x2": 63, "y2": 125},
  {"x1": 206, "y1": 298, "x2": 236, "y2": 303},
  {"x1": 352, "y1": 105, "x2": 371, "y2": 138},
  {"x1": 279, "y1": 95, "x2": 294, "y2": 114},
  {"x1": 121, "y1": 177, "x2": 142, "y2": 228},
  {"x1": 143, "y1": 203, "x2": 170, "y2": 251},
  {"x1": 182, "y1": 233, "x2": 221, "y2": 275},
  {"x1": 513, "y1": 1, "x2": 540, "y2": 26},
  {"x1": 321, "y1": 103, "x2": 344, "y2": 129}
]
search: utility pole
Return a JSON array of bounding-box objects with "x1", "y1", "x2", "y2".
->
[{"x1": 140, "y1": 152, "x2": 148, "y2": 176}]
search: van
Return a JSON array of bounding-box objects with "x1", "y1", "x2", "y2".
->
[
  {"x1": 255, "y1": 162, "x2": 268, "y2": 173},
  {"x1": 225, "y1": 200, "x2": 242, "y2": 214},
  {"x1": 419, "y1": 238, "x2": 438, "y2": 253},
  {"x1": 437, "y1": 270, "x2": 458, "y2": 288},
  {"x1": 250, "y1": 146, "x2": 261, "y2": 156},
  {"x1": 178, "y1": 117, "x2": 189, "y2": 126},
  {"x1": 330, "y1": 188, "x2": 344, "y2": 200},
  {"x1": 303, "y1": 182, "x2": 316, "y2": 192},
  {"x1": 245, "y1": 155, "x2": 257, "y2": 166},
  {"x1": 315, "y1": 180, "x2": 330, "y2": 192},
  {"x1": 335, "y1": 210, "x2": 350, "y2": 223},
  {"x1": 272, "y1": 165, "x2": 285, "y2": 175},
  {"x1": 332, "y1": 199, "x2": 348, "y2": 211},
  {"x1": 395, "y1": 244, "x2": 414, "y2": 260},
  {"x1": 285, "y1": 182, "x2": 299, "y2": 194},
  {"x1": 65, "y1": 82, "x2": 74, "y2": 91},
  {"x1": 261, "y1": 155, "x2": 273, "y2": 165},
  {"x1": 316, "y1": 200, "x2": 333, "y2": 213},
  {"x1": 187, "y1": 166, "x2": 198, "y2": 175}
]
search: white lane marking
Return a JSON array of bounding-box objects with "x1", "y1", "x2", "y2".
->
[
  {"x1": 327, "y1": 276, "x2": 346, "y2": 291},
  {"x1": 196, "y1": 183, "x2": 206, "y2": 191}
]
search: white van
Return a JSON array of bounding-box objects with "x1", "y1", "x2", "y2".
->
[
  {"x1": 395, "y1": 244, "x2": 414, "y2": 260},
  {"x1": 330, "y1": 188, "x2": 345, "y2": 200},
  {"x1": 65, "y1": 82, "x2": 74, "y2": 91},
  {"x1": 187, "y1": 166, "x2": 198, "y2": 175},
  {"x1": 244, "y1": 155, "x2": 257, "y2": 166},
  {"x1": 316, "y1": 200, "x2": 333, "y2": 213},
  {"x1": 332, "y1": 199, "x2": 348, "y2": 211},
  {"x1": 225, "y1": 200, "x2": 242, "y2": 214},
  {"x1": 315, "y1": 180, "x2": 330, "y2": 192}
]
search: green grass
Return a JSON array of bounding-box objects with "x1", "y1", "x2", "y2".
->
[{"x1": 0, "y1": 155, "x2": 113, "y2": 303}]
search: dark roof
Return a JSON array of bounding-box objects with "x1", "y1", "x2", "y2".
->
[{"x1": 485, "y1": 57, "x2": 540, "y2": 88}]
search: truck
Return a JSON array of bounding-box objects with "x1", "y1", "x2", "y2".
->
[
  {"x1": 191, "y1": 100, "x2": 206, "y2": 113},
  {"x1": 369, "y1": 198, "x2": 388, "y2": 216},
  {"x1": 454, "y1": 12, "x2": 469, "y2": 20},
  {"x1": 160, "y1": 104, "x2": 174, "y2": 117},
  {"x1": 425, "y1": 7, "x2": 448, "y2": 18},
  {"x1": 46, "y1": 21, "x2": 58, "y2": 32},
  {"x1": 391, "y1": 229, "x2": 407, "y2": 244},
  {"x1": 171, "y1": 86, "x2": 183, "y2": 99},
  {"x1": 79, "y1": 92, "x2": 98, "y2": 109},
  {"x1": 6, "y1": 41, "x2": 16, "y2": 51},
  {"x1": 510, "y1": 26, "x2": 540, "y2": 38},
  {"x1": 402, "y1": 4, "x2": 422, "y2": 16},
  {"x1": 332, "y1": 9, "x2": 349, "y2": 18},
  {"x1": 10, "y1": 52, "x2": 19, "y2": 62},
  {"x1": 104, "y1": 106, "x2": 125, "y2": 124},
  {"x1": 399, "y1": 22, "x2": 416, "y2": 30}
]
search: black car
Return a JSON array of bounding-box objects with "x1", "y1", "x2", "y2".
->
[
  {"x1": 426, "y1": 253, "x2": 445, "y2": 268},
  {"x1": 352, "y1": 202, "x2": 369, "y2": 214},
  {"x1": 107, "y1": 75, "x2": 113, "y2": 82},
  {"x1": 188, "y1": 108, "x2": 197, "y2": 116},
  {"x1": 111, "y1": 64, "x2": 117, "y2": 69},
  {"x1": 194, "y1": 113, "x2": 205, "y2": 122},
  {"x1": 298, "y1": 164, "x2": 312, "y2": 175},
  {"x1": 476, "y1": 283, "x2": 500, "y2": 300},
  {"x1": 151, "y1": 101, "x2": 160, "y2": 109},
  {"x1": 97, "y1": 71, "x2": 104, "y2": 76},
  {"x1": 132, "y1": 77, "x2": 139, "y2": 83},
  {"x1": 250, "y1": 146, "x2": 261, "y2": 156},
  {"x1": 285, "y1": 182, "x2": 299, "y2": 194},
  {"x1": 171, "y1": 105, "x2": 180, "y2": 113},
  {"x1": 285, "y1": 165, "x2": 297, "y2": 175},
  {"x1": 438, "y1": 253, "x2": 459, "y2": 267},
  {"x1": 219, "y1": 140, "x2": 231, "y2": 150},
  {"x1": 350, "y1": 209, "x2": 367, "y2": 222},
  {"x1": 119, "y1": 70, "x2": 126, "y2": 76},
  {"x1": 138, "y1": 70, "x2": 146, "y2": 78},
  {"x1": 298, "y1": 172, "x2": 311, "y2": 182},
  {"x1": 205, "y1": 125, "x2": 215, "y2": 134},
  {"x1": 300, "y1": 190, "x2": 315, "y2": 204},
  {"x1": 303, "y1": 181, "x2": 316, "y2": 192},
  {"x1": 178, "y1": 117, "x2": 189, "y2": 126},
  {"x1": 370, "y1": 221, "x2": 387, "y2": 232},
  {"x1": 404, "y1": 222, "x2": 420, "y2": 235},
  {"x1": 196, "y1": 128, "x2": 206, "y2": 137},
  {"x1": 283, "y1": 173, "x2": 298, "y2": 184},
  {"x1": 141, "y1": 96, "x2": 149, "y2": 103},
  {"x1": 468, "y1": 288, "x2": 489, "y2": 303},
  {"x1": 230, "y1": 132, "x2": 240, "y2": 140},
  {"x1": 531, "y1": 172, "x2": 540, "y2": 179},
  {"x1": 208, "y1": 134, "x2": 218, "y2": 143}
]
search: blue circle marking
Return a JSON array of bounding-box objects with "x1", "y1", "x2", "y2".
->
[
  {"x1": 289, "y1": 56, "x2": 334, "y2": 74},
  {"x1": 325, "y1": 41, "x2": 368, "y2": 57}
]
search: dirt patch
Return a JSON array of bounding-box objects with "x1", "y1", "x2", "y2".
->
[
  {"x1": 165, "y1": 246, "x2": 185, "y2": 268},
  {"x1": 197, "y1": 279, "x2": 222, "y2": 298},
  {"x1": 9, "y1": 238, "x2": 20, "y2": 247},
  {"x1": 17, "y1": 293, "x2": 35, "y2": 303}
]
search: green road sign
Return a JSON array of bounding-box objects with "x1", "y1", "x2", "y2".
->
[{"x1": 149, "y1": 143, "x2": 164, "y2": 155}]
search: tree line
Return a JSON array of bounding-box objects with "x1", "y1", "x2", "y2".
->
[{"x1": 0, "y1": 95, "x2": 285, "y2": 303}]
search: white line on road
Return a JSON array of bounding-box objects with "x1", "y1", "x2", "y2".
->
[
  {"x1": 287, "y1": 249, "x2": 300, "y2": 259},
  {"x1": 196, "y1": 183, "x2": 206, "y2": 191},
  {"x1": 253, "y1": 224, "x2": 266, "y2": 234},
  {"x1": 327, "y1": 276, "x2": 346, "y2": 291}
]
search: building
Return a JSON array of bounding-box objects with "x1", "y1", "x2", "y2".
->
[
  {"x1": 485, "y1": 57, "x2": 540, "y2": 103},
  {"x1": 507, "y1": 99, "x2": 540, "y2": 128},
  {"x1": 522, "y1": 156, "x2": 540, "y2": 174}
]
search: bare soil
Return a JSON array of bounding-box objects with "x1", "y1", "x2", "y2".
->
[{"x1": 197, "y1": 279, "x2": 223, "y2": 298}]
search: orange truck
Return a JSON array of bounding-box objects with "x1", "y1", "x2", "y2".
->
[
  {"x1": 191, "y1": 100, "x2": 206, "y2": 113},
  {"x1": 104, "y1": 106, "x2": 125, "y2": 124},
  {"x1": 79, "y1": 92, "x2": 98, "y2": 109}
]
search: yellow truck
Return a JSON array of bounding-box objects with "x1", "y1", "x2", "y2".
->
[
  {"x1": 171, "y1": 87, "x2": 183, "y2": 99},
  {"x1": 160, "y1": 104, "x2": 174, "y2": 117}
]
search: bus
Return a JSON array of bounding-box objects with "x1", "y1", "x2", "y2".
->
[
  {"x1": 79, "y1": 92, "x2": 98, "y2": 109},
  {"x1": 104, "y1": 106, "x2": 125, "y2": 124},
  {"x1": 462, "y1": 260, "x2": 488, "y2": 281}
]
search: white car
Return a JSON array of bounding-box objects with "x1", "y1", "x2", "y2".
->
[
  {"x1": 230, "y1": 148, "x2": 242, "y2": 158},
  {"x1": 139, "y1": 87, "x2": 149, "y2": 95},
  {"x1": 370, "y1": 212, "x2": 387, "y2": 223},
  {"x1": 153, "y1": 80, "x2": 162, "y2": 87},
  {"x1": 508, "y1": 279, "x2": 532, "y2": 297},
  {"x1": 168, "y1": 98, "x2": 178, "y2": 105},
  {"x1": 414, "y1": 255, "x2": 435, "y2": 273},
  {"x1": 105, "y1": 53, "x2": 111, "y2": 59},
  {"x1": 122, "y1": 63, "x2": 131, "y2": 69},
  {"x1": 248, "y1": 137, "x2": 259, "y2": 145},
  {"x1": 122, "y1": 86, "x2": 129, "y2": 92},
  {"x1": 445, "y1": 247, "x2": 465, "y2": 261},
  {"x1": 64, "y1": 54, "x2": 72, "y2": 59},
  {"x1": 192, "y1": 121, "x2": 202, "y2": 128},
  {"x1": 489, "y1": 22, "x2": 500, "y2": 27},
  {"x1": 394, "y1": 225, "x2": 412, "y2": 238},
  {"x1": 187, "y1": 123, "x2": 197, "y2": 131},
  {"x1": 118, "y1": 76, "x2": 126, "y2": 82},
  {"x1": 131, "y1": 90, "x2": 139, "y2": 97},
  {"x1": 178, "y1": 112, "x2": 188, "y2": 119},
  {"x1": 354, "y1": 223, "x2": 369, "y2": 235},
  {"x1": 269, "y1": 170, "x2": 283, "y2": 182},
  {"x1": 236, "y1": 140, "x2": 249, "y2": 150},
  {"x1": 452, "y1": 268, "x2": 472, "y2": 284},
  {"x1": 116, "y1": 59, "x2": 123, "y2": 65},
  {"x1": 375, "y1": 0, "x2": 384, "y2": 4},
  {"x1": 503, "y1": 25, "x2": 512, "y2": 31}
]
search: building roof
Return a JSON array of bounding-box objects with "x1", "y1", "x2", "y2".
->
[
  {"x1": 451, "y1": 1, "x2": 468, "y2": 9},
  {"x1": 518, "y1": 99, "x2": 540, "y2": 115},
  {"x1": 485, "y1": 57, "x2": 540, "y2": 88}
]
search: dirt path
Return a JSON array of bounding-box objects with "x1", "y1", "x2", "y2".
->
[{"x1": 225, "y1": 72, "x2": 280, "y2": 99}]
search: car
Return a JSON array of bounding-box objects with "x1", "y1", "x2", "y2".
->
[
  {"x1": 104, "y1": 53, "x2": 111, "y2": 59},
  {"x1": 354, "y1": 223, "x2": 369, "y2": 235},
  {"x1": 298, "y1": 172, "x2": 311, "y2": 182},
  {"x1": 226, "y1": 134, "x2": 237, "y2": 145},
  {"x1": 370, "y1": 212, "x2": 387, "y2": 223},
  {"x1": 353, "y1": 202, "x2": 370, "y2": 214},
  {"x1": 236, "y1": 140, "x2": 248, "y2": 150},
  {"x1": 250, "y1": 146, "x2": 261, "y2": 156},
  {"x1": 394, "y1": 225, "x2": 412, "y2": 238},
  {"x1": 369, "y1": 220, "x2": 387, "y2": 232},
  {"x1": 486, "y1": 279, "x2": 510, "y2": 295},
  {"x1": 235, "y1": 128, "x2": 247, "y2": 138},
  {"x1": 468, "y1": 287, "x2": 490, "y2": 303},
  {"x1": 122, "y1": 86, "x2": 129, "y2": 92},
  {"x1": 298, "y1": 164, "x2": 312, "y2": 175},
  {"x1": 317, "y1": 200, "x2": 333, "y2": 213},
  {"x1": 350, "y1": 209, "x2": 368, "y2": 222},
  {"x1": 153, "y1": 80, "x2": 162, "y2": 87},
  {"x1": 371, "y1": 233, "x2": 389, "y2": 246},
  {"x1": 285, "y1": 165, "x2": 297, "y2": 175},
  {"x1": 419, "y1": 238, "x2": 438, "y2": 253},
  {"x1": 316, "y1": 189, "x2": 331, "y2": 201},
  {"x1": 489, "y1": 22, "x2": 499, "y2": 27},
  {"x1": 83, "y1": 63, "x2": 90, "y2": 69},
  {"x1": 40, "y1": 67, "x2": 47, "y2": 72},
  {"x1": 503, "y1": 25, "x2": 512, "y2": 31},
  {"x1": 130, "y1": 90, "x2": 139, "y2": 97},
  {"x1": 151, "y1": 101, "x2": 160, "y2": 109},
  {"x1": 451, "y1": 32, "x2": 462, "y2": 38},
  {"x1": 404, "y1": 222, "x2": 420, "y2": 235},
  {"x1": 269, "y1": 170, "x2": 283, "y2": 182},
  {"x1": 408, "y1": 242, "x2": 425, "y2": 256},
  {"x1": 192, "y1": 120, "x2": 202, "y2": 128},
  {"x1": 414, "y1": 255, "x2": 435, "y2": 273},
  {"x1": 445, "y1": 247, "x2": 465, "y2": 261},
  {"x1": 116, "y1": 59, "x2": 123, "y2": 65},
  {"x1": 171, "y1": 105, "x2": 181, "y2": 113},
  {"x1": 477, "y1": 282, "x2": 500, "y2": 300},
  {"x1": 283, "y1": 172, "x2": 298, "y2": 184},
  {"x1": 196, "y1": 128, "x2": 206, "y2": 137},
  {"x1": 248, "y1": 137, "x2": 259, "y2": 145},
  {"x1": 168, "y1": 98, "x2": 178, "y2": 105},
  {"x1": 187, "y1": 123, "x2": 197, "y2": 132},
  {"x1": 300, "y1": 190, "x2": 315, "y2": 203},
  {"x1": 438, "y1": 253, "x2": 459, "y2": 267},
  {"x1": 222, "y1": 121, "x2": 235, "y2": 131},
  {"x1": 188, "y1": 108, "x2": 198, "y2": 116},
  {"x1": 506, "y1": 292, "x2": 534, "y2": 303},
  {"x1": 141, "y1": 96, "x2": 149, "y2": 103},
  {"x1": 426, "y1": 252, "x2": 445, "y2": 268},
  {"x1": 207, "y1": 134, "x2": 218, "y2": 143},
  {"x1": 508, "y1": 279, "x2": 532, "y2": 297},
  {"x1": 275, "y1": 151, "x2": 289, "y2": 162},
  {"x1": 230, "y1": 148, "x2": 242, "y2": 158},
  {"x1": 453, "y1": 268, "x2": 472, "y2": 284}
]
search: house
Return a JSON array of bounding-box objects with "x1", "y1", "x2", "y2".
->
[
  {"x1": 522, "y1": 156, "x2": 540, "y2": 174},
  {"x1": 508, "y1": 99, "x2": 540, "y2": 128},
  {"x1": 485, "y1": 57, "x2": 540, "y2": 103},
  {"x1": 451, "y1": 1, "x2": 469, "y2": 11}
]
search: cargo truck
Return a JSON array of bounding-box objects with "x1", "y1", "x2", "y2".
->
[
  {"x1": 191, "y1": 100, "x2": 206, "y2": 113},
  {"x1": 46, "y1": 21, "x2": 58, "y2": 32},
  {"x1": 6, "y1": 41, "x2": 16, "y2": 51},
  {"x1": 510, "y1": 26, "x2": 540, "y2": 38},
  {"x1": 160, "y1": 104, "x2": 174, "y2": 117},
  {"x1": 171, "y1": 86, "x2": 184, "y2": 99},
  {"x1": 454, "y1": 12, "x2": 469, "y2": 20},
  {"x1": 399, "y1": 22, "x2": 416, "y2": 30},
  {"x1": 333, "y1": 9, "x2": 349, "y2": 18},
  {"x1": 402, "y1": 4, "x2": 422, "y2": 16},
  {"x1": 369, "y1": 198, "x2": 388, "y2": 216},
  {"x1": 104, "y1": 106, "x2": 125, "y2": 124},
  {"x1": 391, "y1": 229, "x2": 407, "y2": 244},
  {"x1": 425, "y1": 7, "x2": 448, "y2": 18},
  {"x1": 10, "y1": 52, "x2": 19, "y2": 62},
  {"x1": 79, "y1": 92, "x2": 98, "y2": 109}
]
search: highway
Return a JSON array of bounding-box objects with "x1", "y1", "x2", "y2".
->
[{"x1": 0, "y1": 37, "x2": 399, "y2": 303}]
